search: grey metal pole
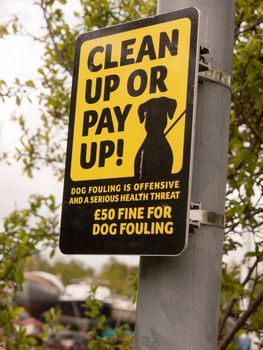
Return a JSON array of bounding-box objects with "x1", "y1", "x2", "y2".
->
[{"x1": 134, "y1": 1, "x2": 235, "y2": 349}]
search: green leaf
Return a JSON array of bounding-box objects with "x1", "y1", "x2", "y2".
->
[
  {"x1": 15, "y1": 96, "x2": 21, "y2": 106},
  {"x1": 25, "y1": 79, "x2": 35, "y2": 88}
]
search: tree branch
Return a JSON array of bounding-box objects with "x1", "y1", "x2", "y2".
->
[
  {"x1": 235, "y1": 18, "x2": 263, "y2": 37},
  {"x1": 218, "y1": 258, "x2": 259, "y2": 335},
  {"x1": 39, "y1": 0, "x2": 72, "y2": 74},
  {"x1": 218, "y1": 289, "x2": 263, "y2": 350}
]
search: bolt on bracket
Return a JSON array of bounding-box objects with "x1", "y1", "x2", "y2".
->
[{"x1": 189, "y1": 202, "x2": 225, "y2": 229}]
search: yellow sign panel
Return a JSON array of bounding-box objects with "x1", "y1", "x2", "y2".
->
[
  {"x1": 60, "y1": 8, "x2": 200, "y2": 256},
  {"x1": 71, "y1": 18, "x2": 191, "y2": 181}
]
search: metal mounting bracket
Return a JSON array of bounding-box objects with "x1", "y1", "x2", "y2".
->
[
  {"x1": 199, "y1": 69, "x2": 232, "y2": 89},
  {"x1": 189, "y1": 202, "x2": 225, "y2": 229},
  {"x1": 198, "y1": 46, "x2": 232, "y2": 89}
]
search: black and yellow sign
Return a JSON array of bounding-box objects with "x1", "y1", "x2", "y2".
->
[{"x1": 60, "y1": 8, "x2": 200, "y2": 255}]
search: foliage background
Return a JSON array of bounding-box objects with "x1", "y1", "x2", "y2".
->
[{"x1": 0, "y1": 0, "x2": 262, "y2": 349}]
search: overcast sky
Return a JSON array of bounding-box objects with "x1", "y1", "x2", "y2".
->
[{"x1": 0, "y1": 0, "x2": 139, "y2": 270}]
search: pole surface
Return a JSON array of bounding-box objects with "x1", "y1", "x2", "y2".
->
[{"x1": 134, "y1": 1, "x2": 235, "y2": 349}]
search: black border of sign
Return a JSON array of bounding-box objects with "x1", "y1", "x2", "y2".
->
[{"x1": 59, "y1": 7, "x2": 200, "y2": 256}]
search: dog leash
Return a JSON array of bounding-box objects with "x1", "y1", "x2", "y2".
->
[{"x1": 164, "y1": 109, "x2": 186, "y2": 136}]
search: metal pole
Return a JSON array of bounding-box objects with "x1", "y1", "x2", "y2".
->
[{"x1": 134, "y1": 0, "x2": 235, "y2": 349}]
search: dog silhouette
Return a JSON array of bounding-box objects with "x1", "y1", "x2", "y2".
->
[{"x1": 134, "y1": 97, "x2": 177, "y2": 180}]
